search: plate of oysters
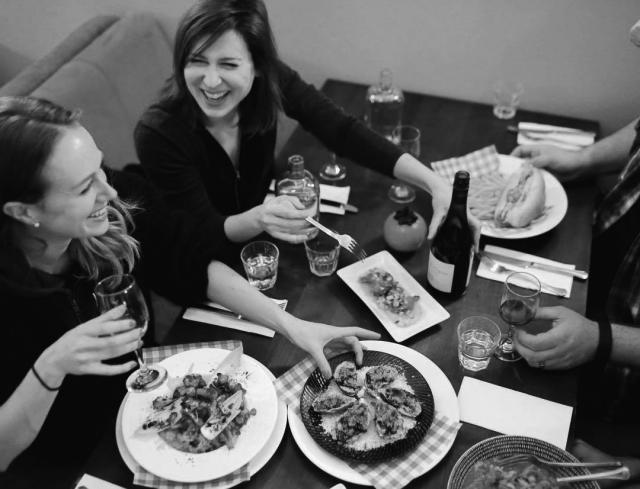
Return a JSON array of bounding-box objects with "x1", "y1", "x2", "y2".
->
[{"x1": 299, "y1": 350, "x2": 435, "y2": 462}]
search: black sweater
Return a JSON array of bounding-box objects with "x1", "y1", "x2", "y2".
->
[
  {"x1": 0, "y1": 170, "x2": 223, "y2": 487},
  {"x1": 134, "y1": 62, "x2": 403, "y2": 244}
]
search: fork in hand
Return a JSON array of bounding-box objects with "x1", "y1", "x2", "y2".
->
[
  {"x1": 305, "y1": 217, "x2": 367, "y2": 262},
  {"x1": 496, "y1": 453, "x2": 623, "y2": 470}
]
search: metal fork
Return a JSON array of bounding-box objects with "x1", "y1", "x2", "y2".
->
[
  {"x1": 481, "y1": 256, "x2": 568, "y2": 296},
  {"x1": 305, "y1": 217, "x2": 367, "y2": 261},
  {"x1": 496, "y1": 453, "x2": 623, "y2": 470}
]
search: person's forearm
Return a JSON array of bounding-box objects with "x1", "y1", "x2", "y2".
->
[
  {"x1": 223, "y1": 207, "x2": 263, "y2": 243},
  {"x1": 580, "y1": 118, "x2": 639, "y2": 176},
  {"x1": 0, "y1": 353, "x2": 63, "y2": 470},
  {"x1": 610, "y1": 322, "x2": 640, "y2": 367},
  {"x1": 393, "y1": 153, "x2": 448, "y2": 195}
]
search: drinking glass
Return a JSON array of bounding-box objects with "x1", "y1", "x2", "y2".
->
[
  {"x1": 240, "y1": 241, "x2": 279, "y2": 290},
  {"x1": 492, "y1": 80, "x2": 524, "y2": 120},
  {"x1": 388, "y1": 125, "x2": 419, "y2": 203},
  {"x1": 319, "y1": 152, "x2": 346, "y2": 181},
  {"x1": 495, "y1": 271, "x2": 541, "y2": 362},
  {"x1": 94, "y1": 274, "x2": 167, "y2": 392},
  {"x1": 457, "y1": 316, "x2": 502, "y2": 371},
  {"x1": 304, "y1": 234, "x2": 340, "y2": 277}
]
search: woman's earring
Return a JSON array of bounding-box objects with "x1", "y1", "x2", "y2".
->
[{"x1": 33, "y1": 221, "x2": 40, "y2": 228}]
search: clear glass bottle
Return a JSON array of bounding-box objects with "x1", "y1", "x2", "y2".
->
[
  {"x1": 365, "y1": 68, "x2": 404, "y2": 142},
  {"x1": 427, "y1": 171, "x2": 474, "y2": 298},
  {"x1": 276, "y1": 154, "x2": 320, "y2": 239}
]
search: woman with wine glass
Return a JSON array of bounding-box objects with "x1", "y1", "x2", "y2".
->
[
  {"x1": 0, "y1": 96, "x2": 379, "y2": 487},
  {"x1": 134, "y1": 0, "x2": 473, "y2": 248}
]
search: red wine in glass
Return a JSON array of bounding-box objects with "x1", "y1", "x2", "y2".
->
[{"x1": 499, "y1": 299, "x2": 535, "y2": 326}]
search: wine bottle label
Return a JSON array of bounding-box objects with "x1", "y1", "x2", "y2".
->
[{"x1": 427, "y1": 251, "x2": 454, "y2": 293}]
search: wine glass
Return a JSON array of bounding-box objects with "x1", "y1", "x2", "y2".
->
[
  {"x1": 495, "y1": 271, "x2": 541, "y2": 362},
  {"x1": 319, "y1": 152, "x2": 346, "y2": 181},
  {"x1": 388, "y1": 125, "x2": 419, "y2": 203},
  {"x1": 94, "y1": 273, "x2": 167, "y2": 392}
]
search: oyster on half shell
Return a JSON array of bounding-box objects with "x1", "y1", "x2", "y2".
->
[
  {"x1": 333, "y1": 361, "x2": 360, "y2": 396},
  {"x1": 335, "y1": 401, "x2": 372, "y2": 443},
  {"x1": 365, "y1": 365, "x2": 400, "y2": 390},
  {"x1": 378, "y1": 386, "x2": 422, "y2": 418},
  {"x1": 373, "y1": 400, "x2": 405, "y2": 439},
  {"x1": 311, "y1": 390, "x2": 358, "y2": 414}
]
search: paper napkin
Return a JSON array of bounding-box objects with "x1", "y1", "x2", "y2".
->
[
  {"x1": 75, "y1": 473, "x2": 126, "y2": 489},
  {"x1": 517, "y1": 122, "x2": 595, "y2": 151},
  {"x1": 135, "y1": 340, "x2": 251, "y2": 489},
  {"x1": 477, "y1": 245, "x2": 574, "y2": 298},
  {"x1": 458, "y1": 377, "x2": 572, "y2": 449},
  {"x1": 275, "y1": 358, "x2": 462, "y2": 489},
  {"x1": 431, "y1": 145, "x2": 500, "y2": 181},
  {"x1": 267, "y1": 180, "x2": 351, "y2": 215}
]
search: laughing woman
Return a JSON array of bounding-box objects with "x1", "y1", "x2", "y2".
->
[
  {"x1": 134, "y1": 0, "x2": 473, "y2": 249},
  {"x1": 0, "y1": 96, "x2": 378, "y2": 487}
]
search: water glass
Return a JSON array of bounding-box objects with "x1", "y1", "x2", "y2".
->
[
  {"x1": 492, "y1": 80, "x2": 524, "y2": 120},
  {"x1": 388, "y1": 125, "x2": 420, "y2": 204},
  {"x1": 457, "y1": 316, "x2": 502, "y2": 371},
  {"x1": 240, "y1": 241, "x2": 279, "y2": 290},
  {"x1": 304, "y1": 234, "x2": 340, "y2": 277}
]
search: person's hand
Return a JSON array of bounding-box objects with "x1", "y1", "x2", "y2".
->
[
  {"x1": 511, "y1": 144, "x2": 587, "y2": 182},
  {"x1": 257, "y1": 195, "x2": 316, "y2": 243},
  {"x1": 513, "y1": 306, "x2": 598, "y2": 369},
  {"x1": 284, "y1": 319, "x2": 381, "y2": 378},
  {"x1": 39, "y1": 304, "x2": 141, "y2": 379}
]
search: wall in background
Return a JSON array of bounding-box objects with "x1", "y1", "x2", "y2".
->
[{"x1": 1, "y1": 0, "x2": 639, "y2": 134}]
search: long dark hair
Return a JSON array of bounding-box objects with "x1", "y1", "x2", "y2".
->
[
  {"x1": 0, "y1": 96, "x2": 139, "y2": 279},
  {"x1": 162, "y1": 0, "x2": 282, "y2": 135}
]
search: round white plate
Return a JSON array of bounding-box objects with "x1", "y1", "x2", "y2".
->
[
  {"x1": 480, "y1": 155, "x2": 568, "y2": 239},
  {"x1": 121, "y1": 348, "x2": 278, "y2": 483},
  {"x1": 288, "y1": 340, "x2": 460, "y2": 485},
  {"x1": 116, "y1": 357, "x2": 287, "y2": 488}
]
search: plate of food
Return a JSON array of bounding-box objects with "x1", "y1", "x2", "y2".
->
[
  {"x1": 337, "y1": 250, "x2": 450, "y2": 342},
  {"x1": 120, "y1": 347, "x2": 278, "y2": 483},
  {"x1": 289, "y1": 340, "x2": 460, "y2": 485},
  {"x1": 300, "y1": 350, "x2": 434, "y2": 462},
  {"x1": 447, "y1": 435, "x2": 598, "y2": 489},
  {"x1": 469, "y1": 155, "x2": 568, "y2": 239}
]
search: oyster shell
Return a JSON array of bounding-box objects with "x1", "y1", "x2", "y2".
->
[
  {"x1": 335, "y1": 402, "x2": 372, "y2": 443},
  {"x1": 379, "y1": 386, "x2": 422, "y2": 418},
  {"x1": 333, "y1": 361, "x2": 360, "y2": 396},
  {"x1": 373, "y1": 400, "x2": 404, "y2": 439},
  {"x1": 365, "y1": 365, "x2": 400, "y2": 390},
  {"x1": 311, "y1": 391, "x2": 358, "y2": 414}
]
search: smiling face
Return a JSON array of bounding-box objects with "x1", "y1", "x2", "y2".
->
[
  {"x1": 30, "y1": 124, "x2": 117, "y2": 242},
  {"x1": 183, "y1": 29, "x2": 256, "y2": 126}
]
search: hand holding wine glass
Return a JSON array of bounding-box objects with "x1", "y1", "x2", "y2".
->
[
  {"x1": 496, "y1": 271, "x2": 541, "y2": 362},
  {"x1": 94, "y1": 274, "x2": 167, "y2": 392}
]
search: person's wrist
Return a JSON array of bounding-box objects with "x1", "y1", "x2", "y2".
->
[
  {"x1": 591, "y1": 316, "x2": 613, "y2": 369},
  {"x1": 35, "y1": 349, "x2": 66, "y2": 388}
]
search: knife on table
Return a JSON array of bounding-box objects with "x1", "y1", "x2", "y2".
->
[
  {"x1": 320, "y1": 199, "x2": 359, "y2": 213},
  {"x1": 481, "y1": 250, "x2": 589, "y2": 280},
  {"x1": 507, "y1": 125, "x2": 594, "y2": 136}
]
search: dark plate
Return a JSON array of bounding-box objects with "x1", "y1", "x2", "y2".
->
[
  {"x1": 447, "y1": 435, "x2": 599, "y2": 489},
  {"x1": 300, "y1": 350, "x2": 434, "y2": 462}
]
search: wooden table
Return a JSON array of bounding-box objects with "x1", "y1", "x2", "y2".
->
[{"x1": 83, "y1": 80, "x2": 599, "y2": 488}]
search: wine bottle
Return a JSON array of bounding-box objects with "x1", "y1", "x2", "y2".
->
[{"x1": 427, "y1": 171, "x2": 474, "y2": 297}]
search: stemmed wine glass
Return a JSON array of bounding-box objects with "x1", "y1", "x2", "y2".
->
[
  {"x1": 388, "y1": 125, "x2": 420, "y2": 204},
  {"x1": 495, "y1": 271, "x2": 541, "y2": 362},
  {"x1": 94, "y1": 273, "x2": 167, "y2": 392},
  {"x1": 319, "y1": 152, "x2": 346, "y2": 181}
]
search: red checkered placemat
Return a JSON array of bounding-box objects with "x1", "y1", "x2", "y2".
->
[
  {"x1": 275, "y1": 358, "x2": 461, "y2": 489},
  {"x1": 133, "y1": 340, "x2": 250, "y2": 489},
  {"x1": 431, "y1": 145, "x2": 500, "y2": 181}
]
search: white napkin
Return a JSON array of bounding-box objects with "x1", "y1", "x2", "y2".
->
[
  {"x1": 517, "y1": 122, "x2": 595, "y2": 151},
  {"x1": 267, "y1": 181, "x2": 351, "y2": 215},
  {"x1": 458, "y1": 377, "x2": 573, "y2": 449},
  {"x1": 181, "y1": 299, "x2": 288, "y2": 338},
  {"x1": 75, "y1": 473, "x2": 126, "y2": 489},
  {"x1": 477, "y1": 245, "x2": 574, "y2": 298}
]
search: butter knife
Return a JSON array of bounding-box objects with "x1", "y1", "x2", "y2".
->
[
  {"x1": 481, "y1": 250, "x2": 589, "y2": 280},
  {"x1": 507, "y1": 125, "x2": 594, "y2": 136}
]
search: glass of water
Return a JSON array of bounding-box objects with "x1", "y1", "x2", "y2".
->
[
  {"x1": 240, "y1": 241, "x2": 279, "y2": 290},
  {"x1": 304, "y1": 234, "x2": 340, "y2": 277},
  {"x1": 492, "y1": 80, "x2": 524, "y2": 120},
  {"x1": 457, "y1": 316, "x2": 502, "y2": 371}
]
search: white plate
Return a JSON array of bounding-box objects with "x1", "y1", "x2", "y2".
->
[
  {"x1": 337, "y1": 250, "x2": 450, "y2": 342},
  {"x1": 121, "y1": 348, "x2": 278, "y2": 483},
  {"x1": 480, "y1": 155, "x2": 568, "y2": 239},
  {"x1": 116, "y1": 357, "x2": 287, "y2": 488},
  {"x1": 288, "y1": 340, "x2": 460, "y2": 485}
]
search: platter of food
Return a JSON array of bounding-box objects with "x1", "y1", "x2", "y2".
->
[
  {"x1": 288, "y1": 340, "x2": 460, "y2": 485},
  {"x1": 337, "y1": 251, "x2": 450, "y2": 342},
  {"x1": 120, "y1": 348, "x2": 278, "y2": 483},
  {"x1": 469, "y1": 155, "x2": 568, "y2": 239},
  {"x1": 300, "y1": 351, "x2": 434, "y2": 462},
  {"x1": 447, "y1": 435, "x2": 598, "y2": 489}
]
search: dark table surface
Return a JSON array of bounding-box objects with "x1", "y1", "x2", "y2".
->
[{"x1": 83, "y1": 79, "x2": 600, "y2": 488}]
